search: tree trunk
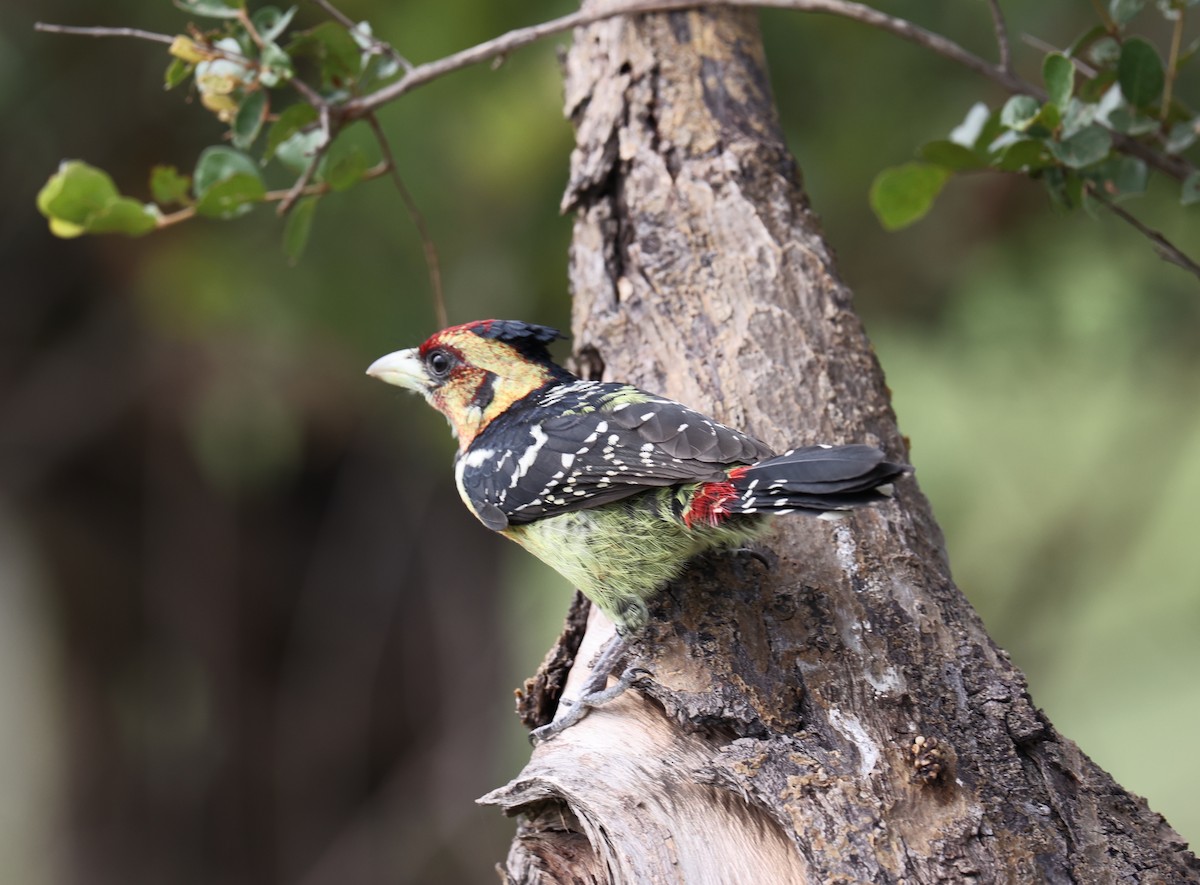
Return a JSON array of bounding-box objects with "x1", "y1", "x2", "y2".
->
[{"x1": 479, "y1": 7, "x2": 1200, "y2": 882}]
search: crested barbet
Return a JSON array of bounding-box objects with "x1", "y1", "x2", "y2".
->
[{"x1": 368, "y1": 320, "x2": 906, "y2": 736}]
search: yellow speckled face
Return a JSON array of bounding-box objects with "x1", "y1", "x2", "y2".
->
[{"x1": 419, "y1": 328, "x2": 558, "y2": 449}]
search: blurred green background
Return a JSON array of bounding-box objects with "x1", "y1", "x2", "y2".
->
[{"x1": 2, "y1": 1, "x2": 1197, "y2": 882}]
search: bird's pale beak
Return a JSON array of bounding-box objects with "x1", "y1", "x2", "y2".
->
[{"x1": 366, "y1": 348, "x2": 430, "y2": 393}]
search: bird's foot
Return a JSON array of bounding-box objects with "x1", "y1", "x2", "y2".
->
[{"x1": 529, "y1": 665, "x2": 652, "y2": 745}]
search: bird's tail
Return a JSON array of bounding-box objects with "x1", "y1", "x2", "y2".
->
[{"x1": 685, "y1": 445, "x2": 908, "y2": 527}]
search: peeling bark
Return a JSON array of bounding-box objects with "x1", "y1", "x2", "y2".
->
[{"x1": 480, "y1": 7, "x2": 1200, "y2": 883}]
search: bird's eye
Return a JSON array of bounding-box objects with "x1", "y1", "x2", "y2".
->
[{"x1": 427, "y1": 349, "x2": 454, "y2": 378}]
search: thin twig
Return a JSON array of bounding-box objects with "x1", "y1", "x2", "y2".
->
[
  {"x1": 237, "y1": 6, "x2": 266, "y2": 49},
  {"x1": 309, "y1": 0, "x2": 414, "y2": 73},
  {"x1": 986, "y1": 0, "x2": 1011, "y2": 73},
  {"x1": 1088, "y1": 0, "x2": 1117, "y2": 32},
  {"x1": 278, "y1": 105, "x2": 334, "y2": 216},
  {"x1": 1086, "y1": 185, "x2": 1200, "y2": 281},
  {"x1": 34, "y1": 22, "x2": 175, "y2": 44},
  {"x1": 365, "y1": 114, "x2": 447, "y2": 327},
  {"x1": 1162, "y1": 7, "x2": 1186, "y2": 120},
  {"x1": 1021, "y1": 33, "x2": 1099, "y2": 78}
]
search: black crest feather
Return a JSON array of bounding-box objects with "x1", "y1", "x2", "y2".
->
[{"x1": 467, "y1": 319, "x2": 564, "y2": 363}]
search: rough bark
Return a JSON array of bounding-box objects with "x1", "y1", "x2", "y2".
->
[{"x1": 479, "y1": 7, "x2": 1200, "y2": 883}]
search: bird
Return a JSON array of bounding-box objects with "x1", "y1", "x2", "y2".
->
[{"x1": 367, "y1": 319, "x2": 907, "y2": 739}]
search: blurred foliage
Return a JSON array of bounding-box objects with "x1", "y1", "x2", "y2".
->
[
  {"x1": 871, "y1": 0, "x2": 1200, "y2": 233},
  {"x1": 2, "y1": 0, "x2": 1198, "y2": 882}
]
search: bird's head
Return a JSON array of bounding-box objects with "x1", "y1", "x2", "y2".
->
[{"x1": 367, "y1": 320, "x2": 572, "y2": 448}]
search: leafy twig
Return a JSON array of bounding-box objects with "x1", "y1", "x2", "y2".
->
[
  {"x1": 39, "y1": 3, "x2": 1196, "y2": 187},
  {"x1": 365, "y1": 114, "x2": 447, "y2": 327},
  {"x1": 158, "y1": 160, "x2": 392, "y2": 229},
  {"x1": 278, "y1": 104, "x2": 334, "y2": 216},
  {"x1": 343, "y1": 0, "x2": 1030, "y2": 120},
  {"x1": 338, "y1": 0, "x2": 1193, "y2": 186}
]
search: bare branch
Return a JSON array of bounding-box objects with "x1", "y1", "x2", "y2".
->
[
  {"x1": 986, "y1": 0, "x2": 1011, "y2": 73},
  {"x1": 34, "y1": 22, "x2": 174, "y2": 44},
  {"x1": 365, "y1": 115, "x2": 447, "y2": 327},
  {"x1": 1087, "y1": 185, "x2": 1200, "y2": 281}
]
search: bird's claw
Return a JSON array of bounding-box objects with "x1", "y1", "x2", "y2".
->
[
  {"x1": 528, "y1": 665, "x2": 654, "y2": 745},
  {"x1": 732, "y1": 546, "x2": 772, "y2": 570}
]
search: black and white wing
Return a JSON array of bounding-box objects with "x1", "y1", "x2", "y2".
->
[{"x1": 456, "y1": 381, "x2": 775, "y2": 529}]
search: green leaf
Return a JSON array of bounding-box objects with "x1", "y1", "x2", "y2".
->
[
  {"x1": 194, "y1": 174, "x2": 266, "y2": 219},
  {"x1": 265, "y1": 103, "x2": 318, "y2": 161},
  {"x1": 1001, "y1": 95, "x2": 1041, "y2": 132},
  {"x1": 1034, "y1": 102, "x2": 1062, "y2": 133},
  {"x1": 1067, "y1": 24, "x2": 1110, "y2": 59},
  {"x1": 287, "y1": 22, "x2": 362, "y2": 88},
  {"x1": 1118, "y1": 38, "x2": 1165, "y2": 107},
  {"x1": 175, "y1": 0, "x2": 244, "y2": 20},
  {"x1": 1060, "y1": 97, "x2": 1098, "y2": 137},
  {"x1": 1154, "y1": 0, "x2": 1190, "y2": 21},
  {"x1": 164, "y1": 57, "x2": 193, "y2": 90},
  {"x1": 1088, "y1": 37, "x2": 1122, "y2": 67},
  {"x1": 258, "y1": 41, "x2": 294, "y2": 87},
  {"x1": 253, "y1": 5, "x2": 298, "y2": 43},
  {"x1": 283, "y1": 195, "x2": 319, "y2": 264},
  {"x1": 1182, "y1": 171, "x2": 1200, "y2": 205},
  {"x1": 1050, "y1": 124, "x2": 1113, "y2": 168},
  {"x1": 1109, "y1": 0, "x2": 1147, "y2": 24},
  {"x1": 1078, "y1": 69, "x2": 1118, "y2": 103},
  {"x1": 37, "y1": 160, "x2": 158, "y2": 238},
  {"x1": 1043, "y1": 54, "x2": 1075, "y2": 108},
  {"x1": 993, "y1": 139, "x2": 1053, "y2": 172},
  {"x1": 150, "y1": 165, "x2": 192, "y2": 205},
  {"x1": 354, "y1": 21, "x2": 402, "y2": 82},
  {"x1": 232, "y1": 90, "x2": 267, "y2": 149},
  {"x1": 1089, "y1": 156, "x2": 1148, "y2": 198},
  {"x1": 38, "y1": 161, "x2": 117, "y2": 217},
  {"x1": 1165, "y1": 118, "x2": 1200, "y2": 153},
  {"x1": 919, "y1": 140, "x2": 987, "y2": 170},
  {"x1": 869, "y1": 163, "x2": 951, "y2": 231},
  {"x1": 1106, "y1": 106, "x2": 1161, "y2": 135},
  {"x1": 1044, "y1": 167, "x2": 1084, "y2": 210},
  {"x1": 273, "y1": 125, "x2": 329, "y2": 174},
  {"x1": 193, "y1": 146, "x2": 261, "y2": 198},
  {"x1": 320, "y1": 139, "x2": 369, "y2": 191},
  {"x1": 85, "y1": 198, "x2": 162, "y2": 235}
]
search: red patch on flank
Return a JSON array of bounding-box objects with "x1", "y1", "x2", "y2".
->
[
  {"x1": 727, "y1": 465, "x2": 751, "y2": 480},
  {"x1": 685, "y1": 480, "x2": 739, "y2": 528}
]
